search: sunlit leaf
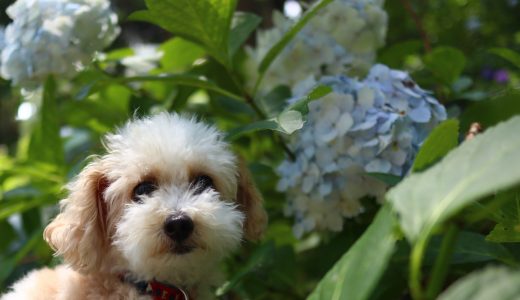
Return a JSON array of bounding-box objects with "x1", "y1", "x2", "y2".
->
[
  {"x1": 438, "y1": 266, "x2": 520, "y2": 300},
  {"x1": 388, "y1": 116, "x2": 520, "y2": 242},
  {"x1": 130, "y1": 0, "x2": 236, "y2": 66}
]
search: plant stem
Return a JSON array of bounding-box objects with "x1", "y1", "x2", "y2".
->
[
  {"x1": 425, "y1": 224, "x2": 459, "y2": 299},
  {"x1": 399, "y1": 0, "x2": 431, "y2": 53},
  {"x1": 410, "y1": 234, "x2": 431, "y2": 300}
]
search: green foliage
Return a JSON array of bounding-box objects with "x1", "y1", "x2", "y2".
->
[
  {"x1": 388, "y1": 116, "x2": 520, "y2": 243},
  {"x1": 308, "y1": 205, "x2": 398, "y2": 300},
  {"x1": 438, "y1": 266, "x2": 520, "y2": 300},
  {"x1": 412, "y1": 119, "x2": 459, "y2": 172},
  {"x1": 2, "y1": 0, "x2": 520, "y2": 299},
  {"x1": 424, "y1": 47, "x2": 466, "y2": 85},
  {"x1": 131, "y1": 0, "x2": 237, "y2": 66}
]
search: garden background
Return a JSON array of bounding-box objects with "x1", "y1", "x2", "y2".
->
[{"x1": 1, "y1": 0, "x2": 520, "y2": 299}]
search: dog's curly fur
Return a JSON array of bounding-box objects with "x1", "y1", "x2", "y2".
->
[{"x1": 2, "y1": 113, "x2": 267, "y2": 300}]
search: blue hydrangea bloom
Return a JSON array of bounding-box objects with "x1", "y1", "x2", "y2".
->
[{"x1": 277, "y1": 64, "x2": 447, "y2": 237}]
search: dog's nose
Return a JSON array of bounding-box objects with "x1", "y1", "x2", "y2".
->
[{"x1": 163, "y1": 214, "x2": 194, "y2": 242}]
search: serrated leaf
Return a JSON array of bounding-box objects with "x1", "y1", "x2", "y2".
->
[
  {"x1": 307, "y1": 205, "x2": 397, "y2": 300},
  {"x1": 129, "y1": 0, "x2": 237, "y2": 66},
  {"x1": 490, "y1": 47, "x2": 520, "y2": 69},
  {"x1": 229, "y1": 12, "x2": 261, "y2": 56},
  {"x1": 255, "y1": 0, "x2": 333, "y2": 92},
  {"x1": 412, "y1": 119, "x2": 459, "y2": 172},
  {"x1": 387, "y1": 116, "x2": 520, "y2": 242},
  {"x1": 424, "y1": 47, "x2": 466, "y2": 85},
  {"x1": 438, "y1": 266, "x2": 520, "y2": 300}
]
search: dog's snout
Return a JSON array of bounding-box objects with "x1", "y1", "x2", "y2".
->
[{"x1": 163, "y1": 214, "x2": 194, "y2": 242}]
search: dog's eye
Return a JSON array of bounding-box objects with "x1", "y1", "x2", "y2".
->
[
  {"x1": 133, "y1": 181, "x2": 157, "y2": 202},
  {"x1": 191, "y1": 175, "x2": 214, "y2": 195}
]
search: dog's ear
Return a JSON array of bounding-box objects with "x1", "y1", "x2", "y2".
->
[
  {"x1": 44, "y1": 159, "x2": 109, "y2": 273},
  {"x1": 236, "y1": 159, "x2": 268, "y2": 241}
]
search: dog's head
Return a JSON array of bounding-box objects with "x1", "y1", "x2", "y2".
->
[{"x1": 43, "y1": 113, "x2": 267, "y2": 284}]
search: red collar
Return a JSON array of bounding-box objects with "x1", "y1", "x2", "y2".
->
[{"x1": 120, "y1": 274, "x2": 189, "y2": 300}]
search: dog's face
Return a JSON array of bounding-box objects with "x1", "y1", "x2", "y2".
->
[{"x1": 43, "y1": 114, "x2": 267, "y2": 285}]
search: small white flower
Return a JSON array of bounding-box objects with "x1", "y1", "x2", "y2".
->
[
  {"x1": 277, "y1": 64, "x2": 447, "y2": 237},
  {"x1": 1, "y1": 0, "x2": 120, "y2": 86},
  {"x1": 121, "y1": 44, "x2": 164, "y2": 76}
]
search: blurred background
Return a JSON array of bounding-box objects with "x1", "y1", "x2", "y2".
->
[{"x1": 1, "y1": 0, "x2": 520, "y2": 299}]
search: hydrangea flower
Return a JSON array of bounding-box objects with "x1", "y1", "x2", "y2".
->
[
  {"x1": 277, "y1": 64, "x2": 447, "y2": 238},
  {"x1": 245, "y1": 0, "x2": 387, "y2": 94},
  {"x1": 121, "y1": 44, "x2": 163, "y2": 77},
  {"x1": 1, "y1": 0, "x2": 120, "y2": 86}
]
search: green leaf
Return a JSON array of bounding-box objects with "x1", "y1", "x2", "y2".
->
[
  {"x1": 258, "y1": 85, "x2": 292, "y2": 117},
  {"x1": 254, "y1": 0, "x2": 333, "y2": 92},
  {"x1": 27, "y1": 77, "x2": 64, "y2": 166},
  {"x1": 117, "y1": 74, "x2": 243, "y2": 102},
  {"x1": 378, "y1": 40, "x2": 423, "y2": 69},
  {"x1": 387, "y1": 116, "x2": 520, "y2": 243},
  {"x1": 130, "y1": 0, "x2": 237, "y2": 67},
  {"x1": 366, "y1": 173, "x2": 402, "y2": 187},
  {"x1": 288, "y1": 85, "x2": 332, "y2": 114},
  {"x1": 229, "y1": 12, "x2": 262, "y2": 56},
  {"x1": 489, "y1": 47, "x2": 520, "y2": 69},
  {"x1": 216, "y1": 242, "x2": 275, "y2": 296},
  {"x1": 424, "y1": 47, "x2": 466, "y2": 85},
  {"x1": 460, "y1": 89, "x2": 520, "y2": 132},
  {"x1": 438, "y1": 266, "x2": 520, "y2": 300},
  {"x1": 435, "y1": 231, "x2": 516, "y2": 265},
  {"x1": 307, "y1": 205, "x2": 397, "y2": 300},
  {"x1": 0, "y1": 230, "x2": 44, "y2": 287},
  {"x1": 412, "y1": 119, "x2": 459, "y2": 172},
  {"x1": 486, "y1": 189, "x2": 520, "y2": 243},
  {"x1": 160, "y1": 38, "x2": 205, "y2": 73},
  {"x1": 487, "y1": 224, "x2": 520, "y2": 243},
  {"x1": 226, "y1": 85, "x2": 331, "y2": 140},
  {"x1": 277, "y1": 110, "x2": 303, "y2": 133}
]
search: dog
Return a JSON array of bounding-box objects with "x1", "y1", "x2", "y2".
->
[{"x1": 2, "y1": 113, "x2": 267, "y2": 300}]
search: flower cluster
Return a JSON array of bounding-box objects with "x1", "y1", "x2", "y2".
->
[
  {"x1": 1, "y1": 0, "x2": 120, "y2": 86},
  {"x1": 121, "y1": 44, "x2": 163, "y2": 77},
  {"x1": 245, "y1": 0, "x2": 387, "y2": 94},
  {"x1": 277, "y1": 64, "x2": 447, "y2": 237}
]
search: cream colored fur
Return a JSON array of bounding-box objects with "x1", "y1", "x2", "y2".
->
[{"x1": 1, "y1": 113, "x2": 267, "y2": 300}]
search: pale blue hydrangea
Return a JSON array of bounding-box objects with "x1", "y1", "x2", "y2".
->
[
  {"x1": 245, "y1": 0, "x2": 387, "y2": 94},
  {"x1": 0, "y1": 28, "x2": 4, "y2": 52},
  {"x1": 1, "y1": 0, "x2": 120, "y2": 86},
  {"x1": 277, "y1": 64, "x2": 447, "y2": 238}
]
